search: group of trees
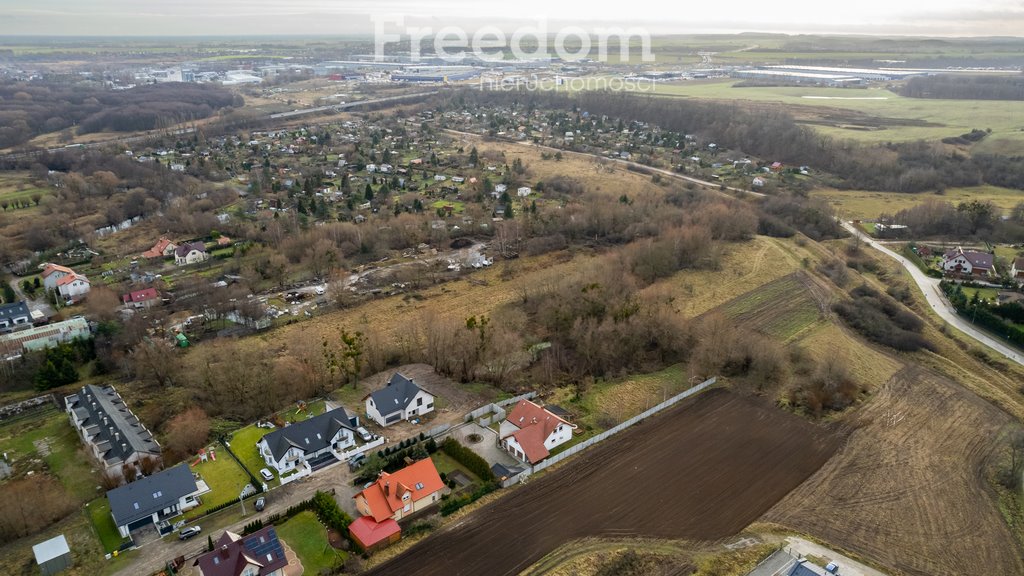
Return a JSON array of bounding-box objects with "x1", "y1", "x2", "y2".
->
[
  {"x1": 0, "y1": 79, "x2": 241, "y2": 148},
  {"x1": 900, "y1": 74, "x2": 1024, "y2": 101},
  {"x1": 883, "y1": 198, "x2": 1024, "y2": 243}
]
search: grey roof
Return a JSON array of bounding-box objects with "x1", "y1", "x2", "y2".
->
[
  {"x1": 32, "y1": 534, "x2": 70, "y2": 564},
  {"x1": 107, "y1": 464, "x2": 198, "y2": 527},
  {"x1": 0, "y1": 301, "x2": 30, "y2": 323},
  {"x1": 259, "y1": 407, "x2": 357, "y2": 462},
  {"x1": 786, "y1": 560, "x2": 828, "y2": 576},
  {"x1": 366, "y1": 373, "x2": 431, "y2": 415},
  {"x1": 65, "y1": 384, "x2": 160, "y2": 467}
]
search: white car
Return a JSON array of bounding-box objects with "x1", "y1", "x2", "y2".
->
[
  {"x1": 315, "y1": 286, "x2": 326, "y2": 295},
  {"x1": 259, "y1": 468, "x2": 274, "y2": 481}
]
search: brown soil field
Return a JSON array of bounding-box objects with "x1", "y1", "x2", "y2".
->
[
  {"x1": 365, "y1": 389, "x2": 840, "y2": 576},
  {"x1": 766, "y1": 366, "x2": 1023, "y2": 575}
]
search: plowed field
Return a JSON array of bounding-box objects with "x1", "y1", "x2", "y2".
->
[{"x1": 366, "y1": 389, "x2": 840, "y2": 576}]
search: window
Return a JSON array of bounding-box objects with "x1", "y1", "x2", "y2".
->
[
  {"x1": 133, "y1": 502, "x2": 140, "y2": 510},
  {"x1": 415, "y1": 482, "x2": 424, "y2": 490},
  {"x1": 402, "y1": 493, "x2": 410, "y2": 500},
  {"x1": 417, "y1": 397, "x2": 423, "y2": 406}
]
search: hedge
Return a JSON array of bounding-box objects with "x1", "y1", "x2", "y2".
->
[
  {"x1": 439, "y1": 481, "x2": 498, "y2": 516},
  {"x1": 440, "y1": 438, "x2": 496, "y2": 482}
]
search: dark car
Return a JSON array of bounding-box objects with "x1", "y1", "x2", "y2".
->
[
  {"x1": 348, "y1": 453, "x2": 366, "y2": 472},
  {"x1": 179, "y1": 526, "x2": 202, "y2": 540},
  {"x1": 254, "y1": 496, "x2": 266, "y2": 511}
]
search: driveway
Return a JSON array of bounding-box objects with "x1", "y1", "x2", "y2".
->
[
  {"x1": 841, "y1": 222, "x2": 1023, "y2": 367},
  {"x1": 785, "y1": 537, "x2": 888, "y2": 576},
  {"x1": 442, "y1": 422, "x2": 522, "y2": 470},
  {"x1": 7, "y1": 277, "x2": 54, "y2": 318}
]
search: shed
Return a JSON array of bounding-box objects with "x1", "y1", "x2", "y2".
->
[
  {"x1": 349, "y1": 516, "x2": 401, "y2": 552},
  {"x1": 32, "y1": 534, "x2": 71, "y2": 576}
]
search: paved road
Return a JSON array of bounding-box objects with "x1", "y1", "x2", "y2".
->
[
  {"x1": 786, "y1": 537, "x2": 888, "y2": 576},
  {"x1": 841, "y1": 221, "x2": 1024, "y2": 367}
]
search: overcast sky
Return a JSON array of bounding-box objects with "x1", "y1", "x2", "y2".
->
[{"x1": 1, "y1": 0, "x2": 1023, "y2": 36}]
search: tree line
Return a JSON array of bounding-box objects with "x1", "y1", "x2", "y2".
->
[{"x1": 899, "y1": 74, "x2": 1024, "y2": 101}]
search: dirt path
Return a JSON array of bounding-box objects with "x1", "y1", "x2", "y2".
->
[{"x1": 365, "y1": 389, "x2": 839, "y2": 576}]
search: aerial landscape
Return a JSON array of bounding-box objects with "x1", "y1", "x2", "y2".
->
[{"x1": 2, "y1": 2, "x2": 1024, "y2": 576}]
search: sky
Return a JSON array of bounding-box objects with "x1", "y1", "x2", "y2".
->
[{"x1": 1, "y1": 0, "x2": 1023, "y2": 37}]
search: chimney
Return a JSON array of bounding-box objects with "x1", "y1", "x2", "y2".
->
[
  {"x1": 121, "y1": 443, "x2": 127, "y2": 453},
  {"x1": 220, "y1": 544, "x2": 230, "y2": 558},
  {"x1": 115, "y1": 432, "x2": 120, "y2": 442},
  {"x1": 384, "y1": 481, "x2": 390, "y2": 497}
]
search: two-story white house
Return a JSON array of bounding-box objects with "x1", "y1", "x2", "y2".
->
[
  {"x1": 256, "y1": 407, "x2": 359, "y2": 474},
  {"x1": 174, "y1": 242, "x2": 209, "y2": 266},
  {"x1": 499, "y1": 399, "x2": 577, "y2": 465},
  {"x1": 41, "y1": 263, "x2": 91, "y2": 301},
  {"x1": 941, "y1": 246, "x2": 995, "y2": 277},
  {"x1": 364, "y1": 373, "x2": 435, "y2": 427}
]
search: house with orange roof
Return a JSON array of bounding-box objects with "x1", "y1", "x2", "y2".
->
[
  {"x1": 353, "y1": 458, "x2": 444, "y2": 523},
  {"x1": 141, "y1": 238, "x2": 178, "y2": 259},
  {"x1": 499, "y1": 399, "x2": 577, "y2": 465},
  {"x1": 40, "y1": 263, "x2": 90, "y2": 301}
]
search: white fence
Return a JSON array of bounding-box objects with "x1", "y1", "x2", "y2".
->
[
  {"x1": 336, "y1": 436, "x2": 386, "y2": 461},
  {"x1": 501, "y1": 377, "x2": 717, "y2": 488}
]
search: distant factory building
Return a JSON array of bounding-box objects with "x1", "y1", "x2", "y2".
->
[{"x1": 732, "y1": 69, "x2": 864, "y2": 87}]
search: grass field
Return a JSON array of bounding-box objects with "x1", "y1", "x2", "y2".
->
[
  {"x1": 813, "y1": 185, "x2": 1024, "y2": 220},
  {"x1": 643, "y1": 80, "x2": 1024, "y2": 146},
  {"x1": 86, "y1": 498, "x2": 128, "y2": 552},
  {"x1": 722, "y1": 272, "x2": 826, "y2": 341},
  {"x1": 186, "y1": 449, "x2": 253, "y2": 516},
  {"x1": 0, "y1": 407, "x2": 101, "y2": 503},
  {"x1": 430, "y1": 452, "x2": 480, "y2": 484},
  {"x1": 227, "y1": 425, "x2": 278, "y2": 487},
  {"x1": 276, "y1": 511, "x2": 345, "y2": 574}
]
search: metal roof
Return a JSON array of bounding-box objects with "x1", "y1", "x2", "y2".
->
[
  {"x1": 32, "y1": 534, "x2": 70, "y2": 564},
  {"x1": 366, "y1": 373, "x2": 429, "y2": 416}
]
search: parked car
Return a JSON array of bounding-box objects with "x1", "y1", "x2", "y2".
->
[
  {"x1": 348, "y1": 453, "x2": 366, "y2": 472},
  {"x1": 259, "y1": 468, "x2": 274, "y2": 481},
  {"x1": 254, "y1": 496, "x2": 266, "y2": 511},
  {"x1": 356, "y1": 427, "x2": 373, "y2": 442},
  {"x1": 315, "y1": 285, "x2": 326, "y2": 295},
  {"x1": 179, "y1": 526, "x2": 201, "y2": 540}
]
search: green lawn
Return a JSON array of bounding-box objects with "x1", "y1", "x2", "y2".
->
[
  {"x1": 276, "y1": 511, "x2": 345, "y2": 573},
  {"x1": 278, "y1": 399, "x2": 327, "y2": 424},
  {"x1": 186, "y1": 449, "x2": 253, "y2": 516},
  {"x1": 431, "y1": 199, "x2": 466, "y2": 213},
  {"x1": 86, "y1": 497, "x2": 129, "y2": 552},
  {"x1": 228, "y1": 425, "x2": 278, "y2": 488},
  {"x1": 963, "y1": 287, "x2": 1000, "y2": 302},
  {"x1": 430, "y1": 452, "x2": 479, "y2": 484}
]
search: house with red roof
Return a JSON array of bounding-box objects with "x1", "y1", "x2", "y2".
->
[
  {"x1": 141, "y1": 238, "x2": 177, "y2": 259},
  {"x1": 353, "y1": 458, "x2": 444, "y2": 523},
  {"x1": 122, "y1": 288, "x2": 161, "y2": 309},
  {"x1": 193, "y1": 527, "x2": 288, "y2": 576},
  {"x1": 499, "y1": 399, "x2": 577, "y2": 465},
  {"x1": 40, "y1": 263, "x2": 90, "y2": 301},
  {"x1": 348, "y1": 516, "x2": 401, "y2": 553}
]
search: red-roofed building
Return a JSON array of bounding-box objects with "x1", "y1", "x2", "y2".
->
[
  {"x1": 353, "y1": 458, "x2": 444, "y2": 522},
  {"x1": 193, "y1": 527, "x2": 288, "y2": 576},
  {"x1": 141, "y1": 238, "x2": 177, "y2": 259},
  {"x1": 122, "y1": 288, "x2": 161, "y2": 309},
  {"x1": 499, "y1": 399, "x2": 577, "y2": 465},
  {"x1": 348, "y1": 516, "x2": 401, "y2": 553},
  {"x1": 40, "y1": 263, "x2": 90, "y2": 301}
]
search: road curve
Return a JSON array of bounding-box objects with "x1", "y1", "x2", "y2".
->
[{"x1": 841, "y1": 221, "x2": 1023, "y2": 367}]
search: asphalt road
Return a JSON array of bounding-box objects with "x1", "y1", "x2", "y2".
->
[{"x1": 841, "y1": 221, "x2": 1024, "y2": 367}]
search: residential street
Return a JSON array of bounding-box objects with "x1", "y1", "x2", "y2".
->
[{"x1": 841, "y1": 221, "x2": 1023, "y2": 367}]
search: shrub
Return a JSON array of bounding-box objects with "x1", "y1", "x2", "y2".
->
[{"x1": 440, "y1": 438, "x2": 496, "y2": 482}]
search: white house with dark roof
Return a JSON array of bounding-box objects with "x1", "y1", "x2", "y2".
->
[
  {"x1": 364, "y1": 373, "x2": 435, "y2": 427},
  {"x1": 107, "y1": 463, "x2": 205, "y2": 538},
  {"x1": 0, "y1": 301, "x2": 32, "y2": 334},
  {"x1": 174, "y1": 242, "x2": 209, "y2": 266},
  {"x1": 256, "y1": 407, "x2": 359, "y2": 475},
  {"x1": 941, "y1": 246, "x2": 995, "y2": 277},
  {"x1": 65, "y1": 384, "x2": 162, "y2": 479}
]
